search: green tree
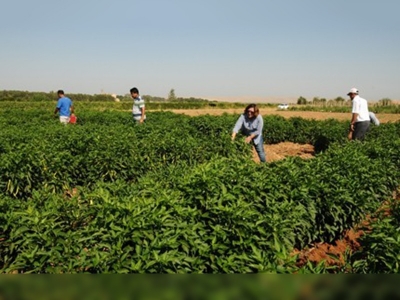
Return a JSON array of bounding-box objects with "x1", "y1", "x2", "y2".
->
[
  {"x1": 330, "y1": 96, "x2": 346, "y2": 107},
  {"x1": 297, "y1": 96, "x2": 307, "y2": 105},
  {"x1": 312, "y1": 97, "x2": 327, "y2": 106},
  {"x1": 379, "y1": 98, "x2": 392, "y2": 106},
  {"x1": 312, "y1": 97, "x2": 320, "y2": 105},
  {"x1": 334, "y1": 96, "x2": 345, "y2": 104},
  {"x1": 168, "y1": 89, "x2": 177, "y2": 101}
]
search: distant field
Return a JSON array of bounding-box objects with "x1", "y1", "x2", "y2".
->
[
  {"x1": 202, "y1": 96, "x2": 299, "y2": 104},
  {"x1": 202, "y1": 96, "x2": 400, "y2": 104},
  {"x1": 160, "y1": 107, "x2": 400, "y2": 123}
]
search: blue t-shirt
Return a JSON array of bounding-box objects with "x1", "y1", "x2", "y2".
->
[{"x1": 56, "y1": 97, "x2": 73, "y2": 117}]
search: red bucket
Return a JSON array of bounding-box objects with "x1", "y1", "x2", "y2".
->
[{"x1": 69, "y1": 114, "x2": 77, "y2": 124}]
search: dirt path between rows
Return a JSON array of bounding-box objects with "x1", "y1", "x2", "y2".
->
[{"x1": 161, "y1": 108, "x2": 400, "y2": 123}]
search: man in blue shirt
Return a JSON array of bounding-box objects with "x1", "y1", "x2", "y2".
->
[{"x1": 54, "y1": 90, "x2": 74, "y2": 124}]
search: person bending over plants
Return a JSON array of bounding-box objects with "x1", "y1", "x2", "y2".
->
[
  {"x1": 347, "y1": 88, "x2": 370, "y2": 141},
  {"x1": 231, "y1": 103, "x2": 266, "y2": 162}
]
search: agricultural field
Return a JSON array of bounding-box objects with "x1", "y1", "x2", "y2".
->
[
  {"x1": 0, "y1": 99, "x2": 400, "y2": 273},
  {"x1": 166, "y1": 108, "x2": 400, "y2": 124}
]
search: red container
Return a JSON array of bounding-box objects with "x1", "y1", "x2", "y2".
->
[{"x1": 69, "y1": 114, "x2": 77, "y2": 124}]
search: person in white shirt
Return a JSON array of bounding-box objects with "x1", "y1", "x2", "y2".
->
[{"x1": 347, "y1": 88, "x2": 370, "y2": 141}]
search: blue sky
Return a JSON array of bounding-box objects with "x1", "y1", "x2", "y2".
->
[{"x1": 1, "y1": 0, "x2": 399, "y2": 101}]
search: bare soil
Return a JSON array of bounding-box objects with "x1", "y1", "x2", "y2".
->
[{"x1": 253, "y1": 142, "x2": 315, "y2": 163}]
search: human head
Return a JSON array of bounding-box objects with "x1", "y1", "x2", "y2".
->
[
  {"x1": 244, "y1": 103, "x2": 259, "y2": 119},
  {"x1": 57, "y1": 90, "x2": 65, "y2": 98},
  {"x1": 130, "y1": 87, "x2": 139, "y2": 97},
  {"x1": 347, "y1": 88, "x2": 359, "y2": 100}
]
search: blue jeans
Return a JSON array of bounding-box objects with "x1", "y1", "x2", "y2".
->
[{"x1": 253, "y1": 136, "x2": 266, "y2": 162}]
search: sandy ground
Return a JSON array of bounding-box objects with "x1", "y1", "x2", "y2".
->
[
  {"x1": 251, "y1": 142, "x2": 315, "y2": 163},
  {"x1": 164, "y1": 108, "x2": 400, "y2": 123}
]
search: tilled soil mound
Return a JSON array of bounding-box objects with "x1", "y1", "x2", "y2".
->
[{"x1": 252, "y1": 141, "x2": 315, "y2": 163}]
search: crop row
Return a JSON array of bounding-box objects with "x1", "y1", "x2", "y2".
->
[{"x1": 0, "y1": 108, "x2": 399, "y2": 273}]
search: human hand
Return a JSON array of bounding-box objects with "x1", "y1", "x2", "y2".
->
[
  {"x1": 245, "y1": 136, "x2": 252, "y2": 143},
  {"x1": 347, "y1": 130, "x2": 353, "y2": 140}
]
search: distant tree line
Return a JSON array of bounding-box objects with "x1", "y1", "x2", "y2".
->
[
  {"x1": 2, "y1": 90, "x2": 396, "y2": 113},
  {"x1": 297, "y1": 96, "x2": 394, "y2": 107},
  {"x1": 0, "y1": 89, "x2": 216, "y2": 103},
  {"x1": 0, "y1": 90, "x2": 116, "y2": 102}
]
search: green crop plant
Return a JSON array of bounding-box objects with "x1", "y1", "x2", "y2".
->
[{"x1": 0, "y1": 103, "x2": 399, "y2": 273}]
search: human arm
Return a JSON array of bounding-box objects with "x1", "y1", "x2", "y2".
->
[
  {"x1": 245, "y1": 134, "x2": 258, "y2": 143},
  {"x1": 231, "y1": 132, "x2": 237, "y2": 141},
  {"x1": 350, "y1": 113, "x2": 358, "y2": 132},
  {"x1": 245, "y1": 116, "x2": 263, "y2": 143},
  {"x1": 347, "y1": 130, "x2": 353, "y2": 140},
  {"x1": 54, "y1": 99, "x2": 61, "y2": 116},
  {"x1": 231, "y1": 115, "x2": 244, "y2": 140},
  {"x1": 350, "y1": 99, "x2": 359, "y2": 132},
  {"x1": 140, "y1": 106, "x2": 145, "y2": 123}
]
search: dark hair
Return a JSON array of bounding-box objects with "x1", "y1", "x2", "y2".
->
[
  {"x1": 244, "y1": 103, "x2": 260, "y2": 117},
  {"x1": 57, "y1": 90, "x2": 64, "y2": 95},
  {"x1": 130, "y1": 87, "x2": 139, "y2": 94}
]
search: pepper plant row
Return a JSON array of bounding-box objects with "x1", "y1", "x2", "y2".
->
[{"x1": 0, "y1": 107, "x2": 399, "y2": 273}]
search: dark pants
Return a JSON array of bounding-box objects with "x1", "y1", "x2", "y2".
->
[{"x1": 352, "y1": 121, "x2": 370, "y2": 141}]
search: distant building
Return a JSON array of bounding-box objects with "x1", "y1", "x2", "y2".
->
[{"x1": 101, "y1": 90, "x2": 120, "y2": 102}]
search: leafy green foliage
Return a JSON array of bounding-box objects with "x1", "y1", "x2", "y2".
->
[
  {"x1": 0, "y1": 103, "x2": 399, "y2": 273},
  {"x1": 351, "y1": 199, "x2": 400, "y2": 273}
]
